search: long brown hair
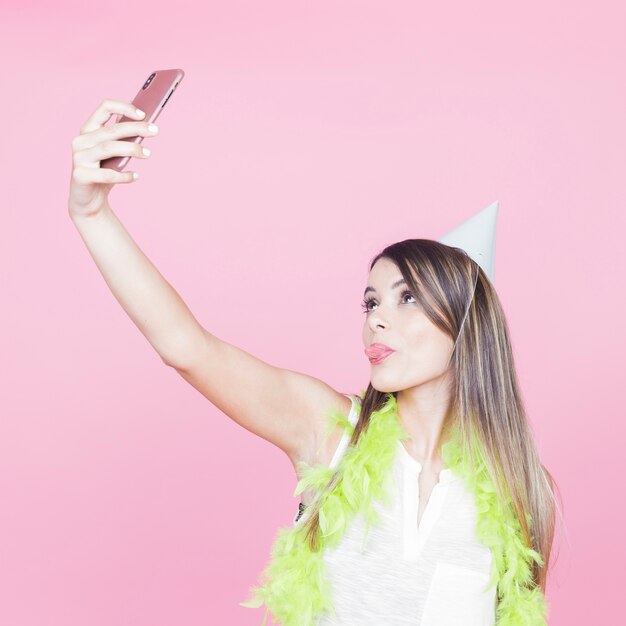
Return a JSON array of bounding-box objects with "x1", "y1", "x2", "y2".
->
[{"x1": 299, "y1": 238, "x2": 560, "y2": 593}]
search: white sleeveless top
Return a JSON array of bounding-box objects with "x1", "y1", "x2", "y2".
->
[{"x1": 292, "y1": 394, "x2": 497, "y2": 626}]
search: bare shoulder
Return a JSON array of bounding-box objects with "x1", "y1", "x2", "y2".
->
[
  {"x1": 286, "y1": 381, "x2": 354, "y2": 507},
  {"x1": 171, "y1": 327, "x2": 356, "y2": 465},
  {"x1": 284, "y1": 375, "x2": 353, "y2": 474},
  {"x1": 169, "y1": 327, "x2": 356, "y2": 475}
]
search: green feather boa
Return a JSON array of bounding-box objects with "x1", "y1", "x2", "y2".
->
[{"x1": 240, "y1": 391, "x2": 548, "y2": 625}]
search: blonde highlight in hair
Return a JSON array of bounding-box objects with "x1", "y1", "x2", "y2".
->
[{"x1": 299, "y1": 238, "x2": 560, "y2": 594}]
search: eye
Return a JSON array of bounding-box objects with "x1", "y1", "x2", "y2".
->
[
  {"x1": 360, "y1": 297, "x2": 375, "y2": 314},
  {"x1": 360, "y1": 289, "x2": 416, "y2": 314},
  {"x1": 401, "y1": 289, "x2": 416, "y2": 304}
]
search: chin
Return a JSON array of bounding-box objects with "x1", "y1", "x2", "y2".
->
[{"x1": 370, "y1": 378, "x2": 399, "y2": 394}]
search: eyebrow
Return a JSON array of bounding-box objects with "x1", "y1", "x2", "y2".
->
[{"x1": 363, "y1": 278, "x2": 407, "y2": 297}]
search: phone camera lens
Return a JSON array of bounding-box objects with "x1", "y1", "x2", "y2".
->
[{"x1": 142, "y1": 72, "x2": 156, "y2": 90}]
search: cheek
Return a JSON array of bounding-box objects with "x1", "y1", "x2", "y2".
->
[
  {"x1": 428, "y1": 334, "x2": 455, "y2": 371},
  {"x1": 405, "y1": 325, "x2": 453, "y2": 370},
  {"x1": 404, "y1": 321, "x2": 430, "y2": 350}
]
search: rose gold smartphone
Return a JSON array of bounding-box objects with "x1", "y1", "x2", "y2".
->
[{"x1": 100, "y1": 68, "x2": 185, "y2": 171}]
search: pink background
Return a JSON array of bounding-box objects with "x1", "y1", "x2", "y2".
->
[{"x1": 1, "y1": 1, "x2": 624, "y2": 624}]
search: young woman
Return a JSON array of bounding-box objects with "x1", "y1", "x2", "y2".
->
[{"x1": 68, "y1": 100, "x2": 558, "y2": 626}]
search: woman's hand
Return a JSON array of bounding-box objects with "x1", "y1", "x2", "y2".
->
[{"x1": 68, "y1": 99, "x2": 159, "y2": 219}]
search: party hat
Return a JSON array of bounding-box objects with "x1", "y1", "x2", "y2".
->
[{"x1": 437, "y1": 200, "x2": 499, "y2": 282}]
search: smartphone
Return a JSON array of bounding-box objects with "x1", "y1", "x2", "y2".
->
[{"x1": 100, "y1": 68, "x2": 185, "y2": 171}]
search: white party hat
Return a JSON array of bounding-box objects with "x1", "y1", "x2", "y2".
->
[{"x1": 437, "y1": 200, "x2": 499, "y2": 282}]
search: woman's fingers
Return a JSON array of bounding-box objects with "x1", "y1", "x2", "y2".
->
[
  {"x1": 79, "y1": 98, "x2": 145, "y2": 134},
  {"x1": 72, "y1": 165, "x2": 138, "y2": 185},
  {"x1": 73, "y1": 139, "x2": 151, "y2": 167},
  {"x1": 68, "y1": 99, "x2": 152, "y2": 218},
  {"x1": 73, "y1": 120, "x2": 159, "y2": 152}
]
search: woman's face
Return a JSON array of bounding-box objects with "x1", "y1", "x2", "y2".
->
[{"x1": 362, "y1": 257, "x2": 455, "y2": 394}]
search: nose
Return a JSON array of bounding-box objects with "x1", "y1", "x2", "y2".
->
[{"x1": 368, "y1": 311, "x2": 388, "y2": 331}]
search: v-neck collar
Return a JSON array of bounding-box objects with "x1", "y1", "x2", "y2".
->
[
  {"x1": 397, "y1": 440, "x2": 458, "y2": 483},
  {"x1": 397, "y1": 440, "x2": 458, "y2": 561}
]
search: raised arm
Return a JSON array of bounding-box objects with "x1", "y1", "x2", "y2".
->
[
  {"x1": 68, "y1": 99, "x2": 350, "y2": 467},
  {"x1": 169, "y1": 330, "x2": 352, "y2": 467}
]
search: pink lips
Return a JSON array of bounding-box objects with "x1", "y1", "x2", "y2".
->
[{"x1": 364, "y1": 342, "x2": 395, "y2": 364}]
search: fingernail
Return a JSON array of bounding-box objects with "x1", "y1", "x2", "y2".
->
[
  {"x1": 136, "y1": 108, "x2": 145, "y2": 118},
  {"x1": 142, "y1": 147, "x2": 151, "y2": 156},
  {"x1": 148, "y1": 124, "x2": 159, "y2": 133}
]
